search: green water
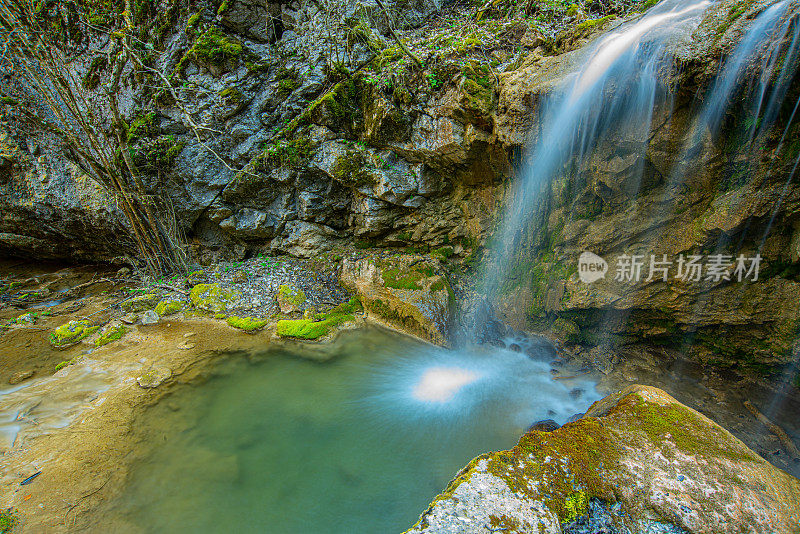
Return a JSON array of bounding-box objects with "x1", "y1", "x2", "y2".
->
[{"x1": 111, "y1": 328, "x2": 599, "y2": 533}]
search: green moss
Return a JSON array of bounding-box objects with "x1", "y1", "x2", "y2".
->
[
  {"x1": 126, "y1": 111, "x2": 156, "y2": 143},
  {"x1": 219, "y1": 87, "x2": 243, "y2": 104},
  {"x1": 275, "y1": 68, "x2": 301, "y2": 97},
  {"x1": 256, "y1": 137, "x2": 316, "y2": 169},
  {"x1": 216, "y1": 0, "x2": 230, "y2": 16},
  {"x1": 278, "y1": 285, "x2": 307, "y2": 307},
  {"x1": 432, "y1": 246, "x2": 454, "y2": 259},
  {"x1": 226, "y1": 315, "x2": 269, "y2": 332},
  {"x1": 575, "y1": 14, "x2": 614, "y2": 32},
  {"x1": 154, "y1": 299, "x2": 185, "y2": 316},
  {"x1": 50, "y1": 320, "x2": 99, "y2": 348},
  {"x1": 637, "y1": 0, "x2": 659, "y2": 12},
  {"x1": 276, "y1": 297, "x2": 361, "y2": 339},
  {"x1": 131, "y1": 135, "x2": 185, "y2": 173},
  {"x1": 382, "y1": 268, "x2": 425, "y2": 290},
  {"x1": 562, "y1": 491, "x2": 588, "y2": 523},
  {"x1": 193, "y1": 26, "x2": 243, "y2": 63},
  {"x1": 121, "y1": 293, "x2": 161, "y2": 313},
  {"x1": 190, "y1": 283, "x2": 240, "y2": 313},
  {"x1": 186, "y1": 12, "x2": 201, "y2": 32},
  {"x1": 82, "y1": 56, "x2": 108, "y2": 90},
  {"x1": 175, "y1": 25, "x2": 243, "y2": 76},
  {"x1": 0, "y1": 96, "x2": 18, "y2": 106},
  {"x1": 276, "y1": 314, "x2": 353, "y2": 340},
  {"x1": 618, "y1": 397, "x2": 761, "y2": 463},
  {"x1": 94, "y1": 325, "x2": 126, "y2": 347},
  {"x1": 0, "y1": 508, "x2": 18, "y2": 533}
]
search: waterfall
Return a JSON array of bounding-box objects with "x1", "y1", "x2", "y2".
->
[{"x1": 472, "y1": 0, "x2": 800, "y2": 346}]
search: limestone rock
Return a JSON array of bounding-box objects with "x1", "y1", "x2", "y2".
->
[
  {"x1": 140, "y1": 310, "x2": 160, "y2": 325},
  {"x1": 136, "y1": 367, "x2": 172, "y2": 388},
  {"x1": 406, "y1": 386, "x2": 800, "y2": 534},
  {"x1": 340, "y1": 254, "x2": 453, "y2": 345},
  {"x1": 8, "y1": 369, "x2": 34, "y2": 385}
]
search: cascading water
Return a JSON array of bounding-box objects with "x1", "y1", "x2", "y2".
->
[
  {"x1": 475, "y1": 0, "x2": 800, "y2": 345},
  {"x1": 477, "y1": 0, "x2": 715, "y2": 304}
]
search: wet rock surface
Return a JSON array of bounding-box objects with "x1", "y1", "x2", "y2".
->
[{"x1": 407, "y1": 385, "x2": 800, "y2": 534}]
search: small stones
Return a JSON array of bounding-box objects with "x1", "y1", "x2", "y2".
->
[
  {"x1": 137, "y1": 367, "x2": 171, "y2": 388},
  {"x1": 141, "y1": 310, "x2": 160, "y2": 325},
  {"x1": 121, "y1": 293, "x2": 160, "y2": 313},
  {"x1": 120, "y1": 313, "x2": 138, "y2": 324},
  {"x1": 177, "y1": 341, "x2": 196, "y2": 350}
]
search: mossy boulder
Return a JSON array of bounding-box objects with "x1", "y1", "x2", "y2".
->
[
  {"x1": 155, "y1": 299, "x2": 186, "y2": 316},
  {"x1": 121, "y1": 293, "x2": 161, "y2": 313},
  {"x1": 49, "y1": 320, "x2": 100, "y2": 349},
  {"x1": 276, "y1": 297, "x2": 361, "y2": 340},
  {"x1": 226, "y1": 315, "x2": 269, "y2": 333},
  {"x1": 406, "y1": 386, "x2": 800, "y2": 534},
  {"x1": 277, "y1": 284, "x2": 306, "y2": 314},
  {"x1": 340, "y1": 256, "x2": 454, "y2": 345},
  {"x1": 189, "y1": 283, "x2": 241, "y2": 314}
]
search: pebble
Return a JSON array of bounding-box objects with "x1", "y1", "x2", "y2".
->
[
  {"x1": 141, "y1": 310, "x2": 159, "y2": 325},
  {"x1": 8, "y1": 369, "x2": 34, "y2": 385},
  {"x1": 177, "y1": 342, "x2": 196, "y2": 350}
]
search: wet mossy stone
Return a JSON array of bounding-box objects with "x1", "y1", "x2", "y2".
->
[
  {"x1": 155, "y1": 299, "x2": 186, "y2": 316},
  {"x1": 50, "y1": 320, "x2": 99, "y2": 349},
  {"x1": 226, "y1": 315, "x2": 269, "y2": 332},
  {"x1": 276, "y1": 297, "x2": 361, "y2": 340},
  {"x1": 95, "y1": 325, "x2": 127, "y2": 347},
  {"x1": 406, "y1": 385, "x2": 800, "y2": 534},
  {"x1": 121, "y1": 293, "x2": 160, "y2": 313}
]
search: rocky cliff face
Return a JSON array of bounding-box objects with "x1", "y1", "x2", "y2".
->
[
  {"x1": 2, "y1": 0, "x2": 799, "y2": 376},
  {"x1": 492, "y1": 0, "x2": 800, "y2": 376}
]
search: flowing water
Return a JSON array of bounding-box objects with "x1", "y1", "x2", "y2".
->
[{"x1": 106, "y1": 328, "x2": 599, "y2": 533}]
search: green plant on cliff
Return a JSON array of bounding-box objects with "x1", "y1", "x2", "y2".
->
[
  {"x1": 126, "y1": 111, "x2": 157, "y2": 143},
  {"x1": 131, "y1": 135, "x2": 185, "y2": 173}
]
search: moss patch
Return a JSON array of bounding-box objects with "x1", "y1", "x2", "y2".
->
[
  {"x1": 0, "y1": 508, "x2": 18, "y2": 533},
  {"x1": 278, "y1": 284, "x2": 307, "y2": 307},
  {"x1": 276, "y1": 297, "x2": 361, "y2": 340},
  {"x1": 121, "y1": 293, "x2": 160, "y2": 313},
  {"x1": 226, "y1": 315, "x2": 269, "y2": 332},
  {"x1": 94, "y1": 325, "x2": 126, "y2": 347},
  {"x1": 155, "y1": 299, "x2": 186, "y2": 316},
  {"x1": 382, "y1": 268, "x2": 426, "y2": 290},
  {"x1": 50, "y1": 321, "x2": 99, "y2": 349},
  {"x1": 55, "y1": 356, "x2": 84, "y2": 373}
]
